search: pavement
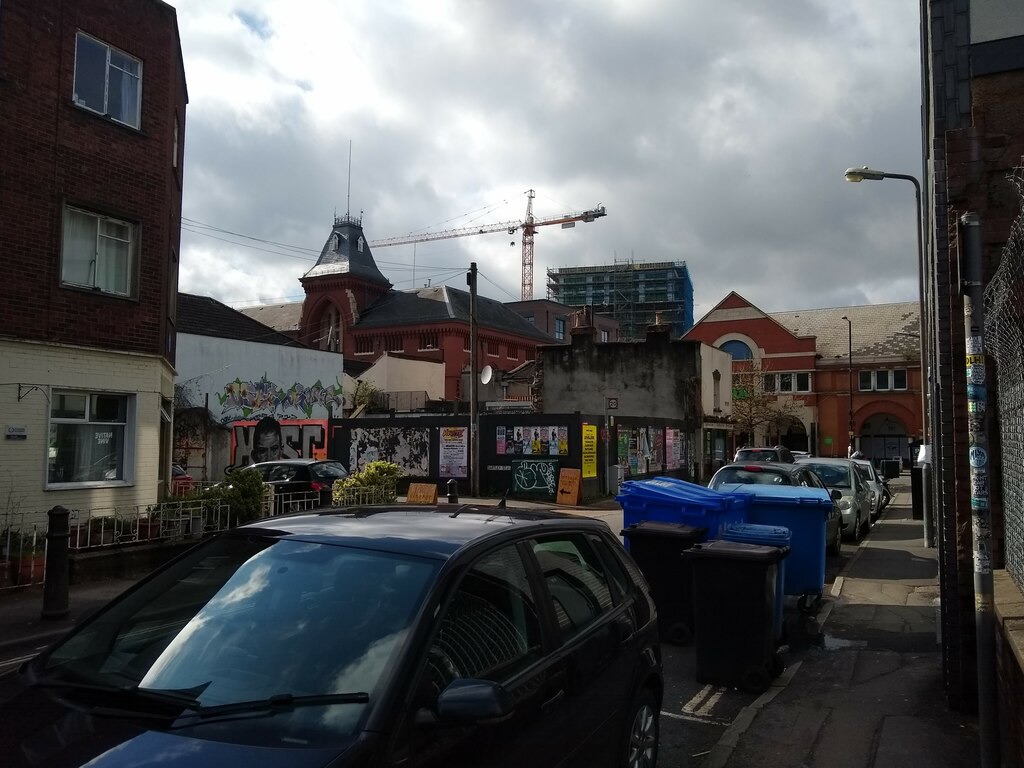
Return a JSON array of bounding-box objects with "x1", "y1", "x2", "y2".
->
[{"x1": 0, "y1": 479, "x2": 982, "y2": 768}]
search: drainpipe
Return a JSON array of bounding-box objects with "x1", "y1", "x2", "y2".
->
[{"x1": 960, "y1": 212, "x2": 999, "y2": 768}]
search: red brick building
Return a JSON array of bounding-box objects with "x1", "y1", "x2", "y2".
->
[
  {"x1": 684, "y1": 293, "x2": 923, "y2": 463},
  {"x1": 0, "y1": 0, "x2": 187, "y2": 520},
  {"x1": 242, "y1": 214, "x2": 554, "y2": 401}
]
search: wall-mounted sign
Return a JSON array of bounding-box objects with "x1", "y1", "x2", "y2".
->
[
  {"x1": 582, "y1": 424, "x2": 597, "y2": 478},
  {"x1": 5, "y1": 425, "x2": 27, "y2": 440},
  {"x1": 606, "y1": 397, "x2": 618, "y2": 410}
]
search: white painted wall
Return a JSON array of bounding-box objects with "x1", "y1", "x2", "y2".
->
[
  {"x1": 0, "y1": 339, "x2": 171, "y2": 525},
  {"x1": 359, "y1": 353, "x2": 445, "y2": 400},
  {"x1": 698, "y1": 343, "x2": 733, "y2": 419},
  {"x1": 175, "y1": 334, "x2": 346, "y2": 423}
]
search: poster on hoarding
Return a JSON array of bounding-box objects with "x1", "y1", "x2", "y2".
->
[
  {"x1": 582, "y1": 424, "x2": 597, "y2": 478},
  {"x1": 439, "y1": 426, "x2": 468, "y2": 477},
  {"x1": 497, "y1": 426, "x2": 569, "y2": 457}
]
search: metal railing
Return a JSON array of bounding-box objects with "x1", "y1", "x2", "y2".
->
[
  {"x1": 1, "y1": 481, "x2": 400, "y2": 590},
  {"x1": 983, "y1": 166, "x2": 1024, "y2": 593}
]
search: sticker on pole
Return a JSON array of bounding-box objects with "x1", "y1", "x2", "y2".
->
[
  {"x1": 966, "y1": 336, "x2": 983, "y2": 354},
  {"x1": 969, "y1": 445, "x2": 988, "y2": 468}
]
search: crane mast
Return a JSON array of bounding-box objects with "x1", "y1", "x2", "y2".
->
[{"x1": 369, "y1": 189, "x2": 606, "y2": 300}]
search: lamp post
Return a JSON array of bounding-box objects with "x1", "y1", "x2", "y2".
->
[
  {"x1": 841, "y1": 315, "x2": 853, "y2": 455},
  {"x1": 844, "y1": 165, "x2": 932, "y2": 547}
]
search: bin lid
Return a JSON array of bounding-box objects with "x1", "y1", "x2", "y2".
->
[
  {"x1": 682, "y1": 539, "x2": 790, "y2": 562},
  {"x1": 730, "y1": 484, "x2": 833, "y2": 508},
  {"x1": 621, "y1": 521, "x2": 708, "y2": 540},
  {"x1": 721, "y1": 523, "x2": 792, "y2": 544},
  {"x1": 618, "y1": 478, "x2": 749, "y2": 511}
]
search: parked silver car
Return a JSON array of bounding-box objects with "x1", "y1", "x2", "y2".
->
[
  {"x1": 852, "y1": 458, "x2": 885, "y2": 522},
  {"x1": 796, "y1": 458, "x2": 872, "y2": 542}
]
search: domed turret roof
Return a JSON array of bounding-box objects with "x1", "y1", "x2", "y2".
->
[{"x1": 303, "y1": 213, "x2": 390, "y2": 286}]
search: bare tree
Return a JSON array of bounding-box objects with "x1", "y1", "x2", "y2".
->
[{"x1": 730, "y1": 360, "x2": 801, "y2": 445}]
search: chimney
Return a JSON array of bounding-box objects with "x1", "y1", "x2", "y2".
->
[
  {"x1": 646, "y1": 311, "x2": 671, "y2": 342},
  {"x1": 570, "y1": 304, "x2": 597, "y2": 344}
]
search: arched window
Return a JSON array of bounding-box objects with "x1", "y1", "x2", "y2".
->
[
  {"x1": 720, "y1": 340, "x2": 753, "y2": 360},
  {"x1": 319, "y1": 304, "x2": 341, "y2": 352}
]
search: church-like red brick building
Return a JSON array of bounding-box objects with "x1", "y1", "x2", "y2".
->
[
  {"x1": 242, "y1": 214, "x2": 553, "y2": 401},
  {"x1": 684, "y1": 292, "x2": 923, "y2": 464}
]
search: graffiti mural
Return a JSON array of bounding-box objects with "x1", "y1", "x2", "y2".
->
[
  {"x1": 217, "y1": 375, "x2": 343, "y2": 421},
  {"x1": 512, "y1": 459, "x2": 558, "y2": 495},
  {"x1": 350, "y1": 427, "x2": 430, "y2": 476},
  {"x1": 227, "y1": 417, "x2": 328, "y2": 472}
]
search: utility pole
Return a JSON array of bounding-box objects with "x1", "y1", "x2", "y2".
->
[
  {"x1": 468, "y1": 263, "x2": 479, "y2": 497},
  {"x1": 960, "y1": 212, "x2": 999, "y2": 768}
]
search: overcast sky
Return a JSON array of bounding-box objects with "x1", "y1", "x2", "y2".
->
[{"x1": 169, "y1": 0, "x2": 923, "y2": 321}]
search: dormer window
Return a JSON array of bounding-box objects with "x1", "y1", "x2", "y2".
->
[{"x1": 358, "y1": 237, "x2": 364, "y2": 252}]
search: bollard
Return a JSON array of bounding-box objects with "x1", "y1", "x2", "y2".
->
[
  {"x1": 42, "y1": 505, "x2": 71, "y2": 620},
  {"x1": 447, "y1": 479, "x2": 459, "y2": 504}
]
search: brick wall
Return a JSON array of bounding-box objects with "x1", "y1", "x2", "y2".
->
[{"x1": 0, "y1": 0, "x2": 185, "y2": 362}]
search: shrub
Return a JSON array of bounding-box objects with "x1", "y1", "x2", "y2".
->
[
  {"x1": 202, "y1": 467, "x2": 266, "y2": 524},
  {"x1": 333, "y1": 461, "x2": 402, "y2": 505}
]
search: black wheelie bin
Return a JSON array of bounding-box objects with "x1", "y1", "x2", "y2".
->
[
  {"x1": 621, "y1": 521, "x2": 707, "y2": 645},
  {"x1": 682, "y1": 539, "x2": 789, "y2": 693}
]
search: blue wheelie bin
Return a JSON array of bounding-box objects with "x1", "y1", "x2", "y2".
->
[
  {"x1": 729, "y1": 485, "x2": 832, "y2": 612},
  {"x1": 720, "y1": 523, "x2": 791, "y2": 645},
  {"x1": 616, "y1": 478, "x2": 749, "y2": 542},
  {"x1": 683, "y1": 540, "x2": 789, "y2": 693}
]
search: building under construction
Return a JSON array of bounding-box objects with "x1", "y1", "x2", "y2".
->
[{"x1": 546, "y1": 260, "x2": 694, "y2": 340}]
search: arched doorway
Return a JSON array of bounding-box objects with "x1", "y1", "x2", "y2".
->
[
  {"x1": 859, "y1": 413, "x2": 909, "y2": 464},
  {"x1": 776, "y1": 416, "x2": 808, "y2": 452}
]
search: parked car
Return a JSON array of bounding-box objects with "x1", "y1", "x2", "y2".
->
[
  {"x1": 170, "y1": 463, "x2": 193, "y2": 495},
  {"x1": 709, "y1": 461, "x2": 843, "y2": 555},
  {"x1": 796, "y1": 457, "x2": 872, "y2": 542},
  {"x1": 250, "y1": 458, "x2": 350, "y2": 510},
  {"x1": 2, "y1": 506, "x2": 662, "y2": 768},
  {"x1": 733, "y1": 445, "x2": 795, "y2": 463},
  {"x1": 852, "y1": 458, "x2": 886, "y2": 521}
]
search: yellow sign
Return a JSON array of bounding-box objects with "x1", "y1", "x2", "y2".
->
[
  {"x1": 582, "y1": 424, "x2": 597, "y2": 478},
  {"x1": 966, "y1": 354, "x2": 985, "y2": 365}
]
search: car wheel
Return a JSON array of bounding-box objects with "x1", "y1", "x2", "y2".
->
[
  {"x1": 622, "y1": 687, "x2": 659, "y2": 768},
  {"x1": 851, "y1": 513, "x2": 863, "y2": 543}
]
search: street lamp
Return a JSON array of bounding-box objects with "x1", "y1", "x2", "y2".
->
[
  {"x1": 841, "y1": 315, "x2": 853, "y2": 455},
  {"x1": 844, "y1": 165, "x2": 932, "y2": 546}
]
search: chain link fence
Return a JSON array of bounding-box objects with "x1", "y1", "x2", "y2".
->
[{"x1": 983, "y1": 166, "x2": 1024, "y2": 593}]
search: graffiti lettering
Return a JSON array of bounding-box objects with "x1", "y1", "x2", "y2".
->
[
  {"x1": 512, "y1": 460, "x2": 558, "y2": 495},
  {"x1": 227, "y1": 419, "x2": 328, "y2": 472},
  {"x1": 218, "y1": 375, "x2": 343, "y2": 420}
]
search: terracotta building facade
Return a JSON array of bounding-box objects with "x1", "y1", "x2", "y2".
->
[{"x1": 684, "y1": 293, "x2": 923, "y2": 464}]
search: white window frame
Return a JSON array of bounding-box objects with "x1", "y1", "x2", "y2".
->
[
  {"x1": 61, "y1": 205, "x2": 138, "y2": 297},
  {"x1": 795, "y1": 372, "x2": 812, "y2": 392},
  {"x1": 859, "y1": 370, "x2": 874, "y2": 391},
  {"x1": 47, "y1": 391, "x2": 135, "y2": 488},
  {"x1": 73, "y1": 32, "x2": 142, "y2": 129},
  {"x1": 892, "y1": 368, "x2": 908, "y2": 391},
  {"x1": 875, "y1": 369, "x2": 891, "y2": 391},
  {"x1": 554, "y1": 318, "x2": 566, "y2": 341}
]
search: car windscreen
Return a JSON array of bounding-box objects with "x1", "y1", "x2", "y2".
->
[
  {"x1": 710, "y1": 468, "x2": 792, "y2": 489},
  {"x1": 803, "y1": 463, "x2": 851, "y2": 489},
  {"x1": 38, "y1": 534, "x2": 439, "y2": 745}
]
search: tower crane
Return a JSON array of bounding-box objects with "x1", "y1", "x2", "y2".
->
[{"x1": 368, "y1": 189, "x2": 606, "y2": 300}]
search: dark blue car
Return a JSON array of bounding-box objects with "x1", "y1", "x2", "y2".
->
[{"x1": 3, "y1": 506, "x2": 662, "y2": 768}]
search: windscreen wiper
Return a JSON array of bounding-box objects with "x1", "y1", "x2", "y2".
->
[{"x1": 184, "y1": 691, "x2": 370, "y2": 719}]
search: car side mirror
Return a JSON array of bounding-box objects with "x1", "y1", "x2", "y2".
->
[
  {"x1": 434, "y1": 679, "x2": 513, "y2": 725},
  {"x1": 831, "y1": 489, "x2": 842, "y2": 502}
]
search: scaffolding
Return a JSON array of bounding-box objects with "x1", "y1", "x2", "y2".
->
[{"x1": 546, "y1": 260, "x2": 693, "y2": 341}]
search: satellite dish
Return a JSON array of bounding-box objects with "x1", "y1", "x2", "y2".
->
[{"x1": 480, "y1": 365, "x2": 494, "y2": 385}]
